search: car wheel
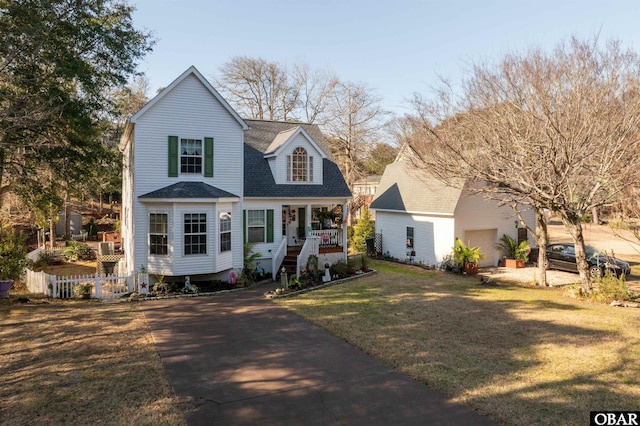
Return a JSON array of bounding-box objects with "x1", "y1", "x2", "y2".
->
[{"x1": 589, "y1": 265, "x2": 603, "y2": 278}]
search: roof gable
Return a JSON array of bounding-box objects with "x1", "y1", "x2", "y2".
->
[
  {"x1": 129, "y1": 66, "x2": 248, "y2": 130},
  {"x1": 243, "y1": 119, "x2": 334, "y2": 161},
  {"x1": 242, "y1": 119, "x2": 350, "y2": 198},
  {"x1": 264, "y1": 126, "x2": 327, "y2": 159},
  {"x1": 370, "y1": 159, "x2": 463, "y2": 215}
]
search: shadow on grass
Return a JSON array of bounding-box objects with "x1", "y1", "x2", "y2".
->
[
  {"x1": 274, "y1": 260, "x2": 640, "y2": 425},
  {"x1": 135, "y1": 264, "x2": 640, "y2": 426},
  {"x1": 0, "y1": 300, "x2": 185, "y2": 425}
]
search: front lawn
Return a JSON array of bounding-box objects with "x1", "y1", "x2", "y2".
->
[
  {"x1": 0, "y1": 297, "x2": 185, "y2": 425},
  {"x1": 275, "y1": 260, "x2": 640, "y2": 426}
]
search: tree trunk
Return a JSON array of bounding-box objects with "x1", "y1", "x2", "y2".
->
[
  {"x1": 0, "y1": 148, "x2": 4, "y2": 211},
  {"x1": 535, "y1": 208, "x2": 548, "y2": 287},
  {"x1": 64, "y1": 192, "x2": 71, "y2": 240},
  {"x1": 591, "y1": 206, "x2": 599, "y2": 225},
  {"x1": 560, "y1": 213, "x2": 591, "y2": 292},
  {"x1": 49, "y1": 218, "x2": 55, "y2": 251}
]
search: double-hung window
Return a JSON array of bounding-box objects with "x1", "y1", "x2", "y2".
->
[
  {"x1": 149, "y1": 213, "x2": 168, "y2": 255},
  {"x1": 247, "y1": 210, "x2": 266, "y2": 243},
  {"x1": 180, "y1": 139, "x2": 202, "y2": 174},
  {"x1": 406, "y1": 227, "x2": 414, "y2": 248},
  {"x1": 184, "y1": 213, "x2": 206, "y2": 255},
  {"x1": 219, "y1": 212, "x2": 231, "y2": 252}
]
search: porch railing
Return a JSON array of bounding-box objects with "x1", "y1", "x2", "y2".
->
[
  {"x1": 297, "y1": 236, "x2": 320, "y2": 277},
  {"x1": 272, "y1": 236, "x2": 287, "y2": 281},
  {"x1": 309, "y1": 229, "x2": 342, "y2": 247}
]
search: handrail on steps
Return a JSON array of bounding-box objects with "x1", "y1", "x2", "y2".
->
[
  {"x1": 272, "y1": 236, "x2": 287, "y2": 281},
  {"x1": 297, "y1": 236, "x2": 320, "y2": 277}
]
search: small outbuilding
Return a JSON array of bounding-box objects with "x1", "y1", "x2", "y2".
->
[
  {"x1": 55, "y1": 210, "x2": 83, "y2": 238},
  {"x1": 370, "y1": 150, "x2": 535, "y2": 267}
]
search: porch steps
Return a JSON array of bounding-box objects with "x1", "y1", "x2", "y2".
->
[{"x1": 277, "y1": 247, "x2": 301, "y2": 278}]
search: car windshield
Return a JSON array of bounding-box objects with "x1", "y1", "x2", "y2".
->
[{"x1": 585, "y1": 246, "x2": 600, "y2": 257}]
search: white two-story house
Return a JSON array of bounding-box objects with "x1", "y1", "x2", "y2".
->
[{"x1": 119, "y1": 66, "x2": 351, "y2": 281}]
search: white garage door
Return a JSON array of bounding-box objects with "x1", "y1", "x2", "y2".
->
[{"x1": 464, "y1": 229, "x2": 496, "y2": 267}]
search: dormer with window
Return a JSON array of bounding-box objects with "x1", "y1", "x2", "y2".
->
[{"x1": 263, "y1": 126, "x2": 326, "y2": 185}]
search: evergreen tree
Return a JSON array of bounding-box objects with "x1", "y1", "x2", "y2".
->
[{"x1": 351, "y1": 209, "x2": 375, "y2": 253}]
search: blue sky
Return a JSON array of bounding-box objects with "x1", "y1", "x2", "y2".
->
[{"x1": 131, "y1": 0, "x2": 640, "y2": 115}]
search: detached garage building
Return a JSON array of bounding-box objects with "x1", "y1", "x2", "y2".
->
[{"x1": 370, "y1": 153, "x2": 535, "y2": 268}]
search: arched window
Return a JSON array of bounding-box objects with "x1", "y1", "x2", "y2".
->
[
  {"x1": 292, "y1": 147, "x2": 307, "y2": 181},
  {"x1": 286, "y1": 147, "x2": 314, "y2": 182}
]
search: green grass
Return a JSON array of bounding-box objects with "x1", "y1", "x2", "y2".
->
[{"x1": 276, "y1": 259, "x2": 640, "y2": 426}]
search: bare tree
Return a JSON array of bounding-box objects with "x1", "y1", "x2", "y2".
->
[
  {"x1": 292, "y1": 63, "x2": 338, "y2": 123},
  {"x1": 408, "y1": 36, "x2": 640, "y2": 292},
  {"x1": 215, "y1": 57, "x2": 340, "y2": 124},
  {"x1": 322, "y1": 81, "x2": 388, "y2": 188},
  {"x1": 215, "y1": 56, "x2": 295, "y2": 121}
]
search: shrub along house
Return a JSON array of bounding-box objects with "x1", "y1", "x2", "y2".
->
[
  {"x1": 370, "y1": 147, "x2": 535, "y2": 268},
  {"x1": 119, "y1": 66, "x2": 351, "y2": 282}
]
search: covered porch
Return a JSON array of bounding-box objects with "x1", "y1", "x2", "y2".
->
[
  {"x1": 273, "y1": 203, "x2": 348, "y2": 280},
  {"x1": 281, "y1": 203, "x2": 346, "y2": 250}
]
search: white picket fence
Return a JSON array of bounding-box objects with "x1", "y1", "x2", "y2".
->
[{"x1": 24, "y1": 269, "x2": 135, "y2": 300}]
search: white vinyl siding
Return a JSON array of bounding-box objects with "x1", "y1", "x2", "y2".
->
[
  {"x1": 127, "y1": 73, "x2": 245, "y2": 276},
  {"x1": 275, "y1": 133, "x2": 323, "y2": 185},
  {"x1": 454, "y1": 188, "x2": 535, "y2": 267},
  {"x1": 375, "y1": 211, "x2": 453, "y2": 267}
]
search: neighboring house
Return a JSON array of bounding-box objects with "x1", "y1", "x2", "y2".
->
[
  {"x1": 370, "y1": 150, "x2": 535, "y2": 267},
  {"x1": 350, "y1": 175, "x2": 381, "y2": 222},
  {"x1": 119, "y1": 66, "x2": 351, "y2": 281}
]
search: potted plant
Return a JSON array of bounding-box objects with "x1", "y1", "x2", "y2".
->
[
  {"x1": 74, "y1": 282, "x2": 93, "y2": 299},
  {"x1": 452, "y1": 238, "x2": 484, "y2": 274},
  {"x1": 0, "y1": 226, "x2": 29, "y2": 298},
  {"x1": 496, "y1": 234, "x2": 529, "y2": 268}
]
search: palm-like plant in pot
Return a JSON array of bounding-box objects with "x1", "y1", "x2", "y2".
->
[
  {"x1": 496, "y1": 234, "x2": 530, "y2": 268},
  {"x1": 0, "y1": 226, "x2": 29, "y2": 298},
  {"x1": 452, "y1": 238, "x2": 484, "y2": 274}
]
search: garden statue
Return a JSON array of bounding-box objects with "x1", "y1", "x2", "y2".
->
[{"x1": 182, "y1": 276, "x2": 197, "y2": 293}]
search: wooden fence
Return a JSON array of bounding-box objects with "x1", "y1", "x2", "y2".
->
[{"x1": 24, "y1": 269, "x2": 134, "y2": 300}]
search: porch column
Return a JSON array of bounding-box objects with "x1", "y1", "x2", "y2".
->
[
  {"x1": 306, "y1": 203, "x2": 312, "y2": 236},
  {"x1": 342, "y1": 202, "x2": 348, "y2": 254}
]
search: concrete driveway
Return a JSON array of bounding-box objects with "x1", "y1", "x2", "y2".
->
[{"x1": 141, "y1": 287, "x2": 496, "y2": 425}]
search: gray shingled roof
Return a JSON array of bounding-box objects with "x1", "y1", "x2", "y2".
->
[
  {"x1": 244, "y1": 119, "x2": 335, "y2": 162},
  {"x1": 243, "y1": 119, "x2": 351, "y2": 198},
  {"x1": 370, "y1": 159, "x2": 463, "y2": 214},
  {"x1": 264, "y1": 126, "x2": 299, "y2": 155},
  {"x1": 139, "y1": 182, "x2": 239, "y2": 200}
]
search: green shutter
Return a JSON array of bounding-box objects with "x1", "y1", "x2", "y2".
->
[
  {"x1": 168, "y1": 136, "x2": 178, "y2": 177},
  {"x1": 204, "y1": 137, "x2": 213, "y2": 177},
  {"x1": 243, "y1": 210, "x2": 247, "y2": 243},
  {"x1": 297, "y1": 207, "x2": 305, "y2": 239},
  {"x1": 266, "y1": 209, "x2": 274, "y2": 243}
]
